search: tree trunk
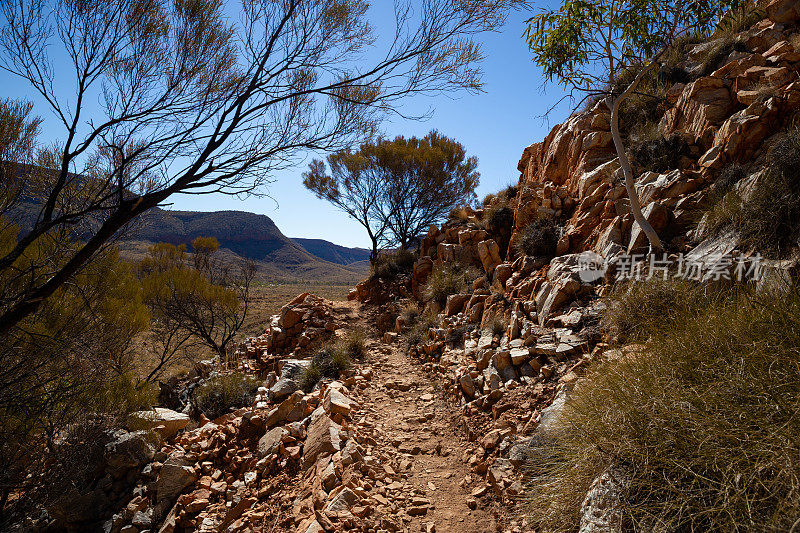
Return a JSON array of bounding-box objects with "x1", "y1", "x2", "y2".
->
[{"x1": 607, "y1": 95, "x2": 663, "y2": 254}]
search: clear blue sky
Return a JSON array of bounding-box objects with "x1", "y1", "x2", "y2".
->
[{"x1": 2, "y1": 1, "x2": 570, "y2": 248}]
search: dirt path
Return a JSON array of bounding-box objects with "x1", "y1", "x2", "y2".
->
[{"x1": 354, "y1": 313, "x2": 501, "y2": 533}]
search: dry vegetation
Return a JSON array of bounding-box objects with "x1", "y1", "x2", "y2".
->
[{"x1": 525, "y1": 280, "x2": 800, "y2": 532}]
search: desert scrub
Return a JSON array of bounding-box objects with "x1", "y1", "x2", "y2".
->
[
  {"x1": 406, "y1": 311, "x2": 437, "y2": 347},
  {"x1": 370, "y1": 249, "x2": 416, "y2": 281},
  {"x1": 193, "y1": 372, "x2": 259, "y2": 420},
  {"x1": 603, "y1": 277, "x2": 727, "y2": 343},
  {"x1": 334, "y1": 327, "x2": 366, "y2": 362},
  {"x1": 300, "y1": 344, "x2": 353, "y2": 392},
  {"x1": 516, "y1": 218, "x2": 560, "y2": 257},
  {"x1": 422, "y1": 262, "x2": 478, "y2": 306},
  {"x1": 702, "y1": 130, "x2": 800, "y2": 257},
  {"x1": 526, "y1": 284, "x2": 800, "y2": 532}
]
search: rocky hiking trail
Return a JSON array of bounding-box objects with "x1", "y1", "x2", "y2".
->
[
  {"x1": 110, "y1": 296, "x2": 518, "y2": 533},
  {"x1": 357, "y1": 317, "x2": 501, "y2": 532}
]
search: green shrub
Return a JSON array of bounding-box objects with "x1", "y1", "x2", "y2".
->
[
  {"x1": 710, "y1": 162, "x2": 747, "y2": 203},
  {"x1": 526, "y1": 284, "x2": 800, "y2": 532},
  {"x1": 630, "y1": 133, "x2": 690, "y2": 174},
  {"x1": 400, "y1": 301, "x2": 421, "y2": 327},
  {"x1": 193, "y1": 372, "x2": 259, "y2": 420},
  {"x1": 299, "y1": 363, "x2": 322, "y2": 393},
  {"x1": 502, "y1": 184, "x2": 519, "y2": 200},
  {"x1": 299, "y1": 345, "x2": 353, "y2": 392},
  {"x1": 422, "y1": 262, "x2": 477, "y2": 306},
  {"x1": 371, "y1": 249, "x2": 416, "y2": 281},
  {"x1": 489, "y1": 316, "x2": 507, "y2": 337},
  {"x1": 482, "y1": 203, "x2": 514, "y2": 232},
  {"x1": 516, "y1": 218, "x2": 560, "y2": 257}
]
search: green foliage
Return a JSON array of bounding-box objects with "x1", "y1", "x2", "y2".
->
[
  {"x1": 526, "y1": 284, "x2": 800, "y2": 532},
  {"x1": 304, "y1": 130, "x2": 480, "y2": 252},
  {"x1": 139, "y1": 238, "x2": 254, "y2": 362},
  {"x1": 370, "y1": 249, "x2": 416, "y2": 281},
  {"x1": 422, "y1": 262, "x2": 477, "y2": 306},
  {"x1": 516, "y1": 218, "x2": 560, "y2": 257},
  {"x1": 193, "y1": 373, "x2": 259, "y2": 420},
  {"x1": 525, "y1": 0, "x2": 743, "y2": 94},
  {"x1": 299, "y1": 344, "x2": 354, "y2": 392},
  {"x1": 335, "y1": 328, "x2": 367, "y2": 362},
  {"x1": 631, "y1": 134, "x2": 690, "y2": 174},
  {"x1": 482, "y1": 197, "x2": 515, "y2": 233},
  {"x1": 406, "y1": 311, "x2": 438, "y2": 347}
]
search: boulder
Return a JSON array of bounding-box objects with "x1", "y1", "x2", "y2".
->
[
  {"x1": 156, "y1": 452, "x2": 199, "y2": 502},
  {"x1": 258, "y1": 426, "x2": 288, "y2": 457},
  {"x1": 303, "y1": 413, "x2": 342, "y2": 468},
  {"x1": 265, "y1": 390, "x2": 304, "y2": 427},
  {"x1": 477, "y1": 240, "x2": 502, "y2": 276},
  {"x1": 323, "y1": 387, "x2": 353, "y2": 417},
  {"x1": 444, "y1": 293, "x2": 471, "y2": 316},
  {"x1": 104, "y1": 430, "x2": 156, "y2": 476},
  {"x1": 129, "y1": 408, "x2": 190, "y2": 440}
]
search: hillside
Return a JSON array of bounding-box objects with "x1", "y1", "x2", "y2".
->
[
  {"x1": 116, "y1": 207, "x2": 371, "y2": 284},
  {"x1": 290, "y1": 237, "x2": 370, "y2": 266}
]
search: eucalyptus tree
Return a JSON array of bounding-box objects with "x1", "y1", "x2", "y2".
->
[
  {"x1": 304, "y1": 130, "x2": 479, "y2": 256},
  {"x1": 525, "y1": 0, "x2": 745, "y2": 252},
  {"x1": 0, "y1": 0, "x2": 520, "y2": 333}
]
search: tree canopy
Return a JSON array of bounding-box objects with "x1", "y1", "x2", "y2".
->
[
  {"x1": 304, "y1": 130, "x2": 479, "y2": 257},
  {"x1": 0, "y1": 0, "x2": 519, "y2": 332}
]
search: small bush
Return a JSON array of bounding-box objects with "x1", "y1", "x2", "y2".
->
[
  {"x1": 448, "y1": 206, "x2": 470, "y2": 222},
  {"x1": 710, "y1": 162, "x2": 747, "y2": 203},
  {"x1": 300, "y1": 344, "x2": 354, "y2": 392},
  {"x1": 447, "y1": 325, "x2": 474, "y2": 348},
  {"x1": 482, "y1": 193, "x2": 496, "y2": 207},
  {"x1": 736, "y1": 130, "x2": 800, "y2": 256},
  {"x1": 490, "y1": 316, "x2": 507, "y2": 337},
  {"x1": 406, "y1": 311, "x2": 437, "y2": 347},
  {"x1": 335, "y1": 328, "x2": 366, "y2": 362},
  {"x1": 371, "y1": 249, "x2": 416, "y2": 281},
  {"x1": 299, "y1": 364, "x2": 322, "y2": 393},
  {"x1": 400, "y1": 301, "x2": 421, "y2": 327},
  {"x1": 526, "y1": 284, "x2": 800, "y2": 532},
  {"x1": 502, "y1": 184, "x2": 519, "y2": 200},
  {"x1": 631, "y1": 134, "x2": 690, "y2": 174},
  {"x1": 483, "y1": 204, "x2": 514, "y2": 231},
  {"x1": 423, "y1": 262, "x2": 477, "y2": 306},
  {"x1": 516, "y1": 218, "x2": 560, "y2": 257},
  {"x1": 194, "y1": 372, "x2": 259, "y2": 420}
]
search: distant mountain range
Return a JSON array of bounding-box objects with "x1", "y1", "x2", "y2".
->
[{"x1": 117, "y1": 207, "x2": 370, "y2": 284}]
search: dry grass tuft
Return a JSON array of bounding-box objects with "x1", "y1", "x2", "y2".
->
[{"x1": 526, "y1": 281, "x2": 800, "y2": 532}]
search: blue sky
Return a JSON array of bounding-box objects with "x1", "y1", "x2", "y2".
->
[{"x1": 2, "y1": 1, "x2": 571, "y2": 248}]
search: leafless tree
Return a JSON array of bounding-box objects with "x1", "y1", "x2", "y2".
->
[{"x1": 0, "y1": 0, "x2": 521, "y2": 332}]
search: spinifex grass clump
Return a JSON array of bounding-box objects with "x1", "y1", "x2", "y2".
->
[
  {"x1": 370, "y1": 249, "x2": 416, "y2": 281},
  {"x1": 526, "y1": 282, "x2": 800, "y2": 532},
  {"x1": 422, "y1": 262, "x2": 478, "y2": 306},
  {"x1": 299, "y1": 328, "x2": 366, "y2": 392},
  {"x1": 193, "y1": 372, "x2": 259, "y2": 420}
]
